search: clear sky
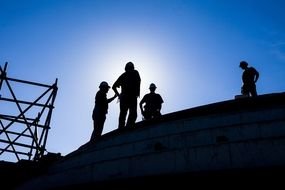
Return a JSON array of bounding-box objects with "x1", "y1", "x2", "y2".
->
[{"x1": 1, "y1": 0, "x2": 285, "y2": 162}]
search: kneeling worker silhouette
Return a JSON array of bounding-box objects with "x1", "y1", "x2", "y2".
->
[
  {"x1": 140, "y1": 83, "x2": 164, "y2": 120},
  {"x1": 90, "y1": 81, "x2": 117, "y2": 141}
]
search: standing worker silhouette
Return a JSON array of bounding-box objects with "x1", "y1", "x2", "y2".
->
[
  {"x1": 112, "y1": 62, "x2": 141, "y2": 129},
  {"x1": 90, "y1": 81, "x2": 117, "y2": 141},
  {"x1": 140, "y1": 83, "x2": 164, "y2": 120},
  {"x1": 239, "y1": 61, "x2": 259, "y2": 97}
]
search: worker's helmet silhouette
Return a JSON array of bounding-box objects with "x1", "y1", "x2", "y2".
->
[
  {"x1": 149, "y1": 83, "x2": 156, "y2": 89},
  {"x1": 239, "y1": 61, "x2": 248, "y2": 68},
  {"x1": 125, "y1": 62, "x2": 134, "y2": 71},
  {"x1": 99, "y1": 81, "x2": 110, "y2": 89}
]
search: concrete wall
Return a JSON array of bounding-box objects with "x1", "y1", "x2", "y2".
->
[{"x1": 18, "y1": 93, "x2": 285, "y2": 189}]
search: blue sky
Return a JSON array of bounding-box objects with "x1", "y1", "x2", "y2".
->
[{"x1": 1, "y1": 0, "x2": 285, "y2": 162}]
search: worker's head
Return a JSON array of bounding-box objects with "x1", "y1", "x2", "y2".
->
[
  {"x1": 149, "y1": 83, "x2": 156, "y2": 92},
  {"x1": 239, "y1": 61, "x2": 248, "y2": 69},
  {"x1": 99, "y1": 81, "x2": 110, "y2": 91},
  {"x1": 125, "y1": 62, "x2": 134, "y2": 71}
]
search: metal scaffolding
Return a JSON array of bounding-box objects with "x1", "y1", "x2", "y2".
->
[{"x1": 0, "y1": 62, "x2": 58, "y2": 162}]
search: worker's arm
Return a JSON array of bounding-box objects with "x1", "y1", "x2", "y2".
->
[
  {"x1": 255, "y1": 70, "x2": 259, "y2": 83},
  {"x1": 107, "y1": 94, "x2": 117, "y2": 103}
]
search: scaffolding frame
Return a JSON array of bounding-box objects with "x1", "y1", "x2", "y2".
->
[{"x1": 0, "y1": 62, "x2": 58, "y2": 162}]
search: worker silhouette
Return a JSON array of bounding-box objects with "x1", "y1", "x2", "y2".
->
[
  {"x1": 239, "y1": 61, "x2": 259, "y2": 97},
  {"x1": 140, "y1": 83, "x2": 164, "y2": 120},
  {"x1": 90, "y1": 81, "x2": 117, "y2": 141},
  {"x1": 112, "y1": 62, "x2": 141, "y2": 129}
]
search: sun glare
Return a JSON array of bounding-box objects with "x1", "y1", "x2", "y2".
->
[{"x1": 96, "y1": 36, "x2": 168, "y2": 99}]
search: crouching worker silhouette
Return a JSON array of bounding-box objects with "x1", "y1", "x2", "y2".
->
[
  {"x1": 90, "y1": 81, "x2": 117, "y2": 141},
  {"x1": 140, "y1": 83, "x2": 164, "y2": 120}
]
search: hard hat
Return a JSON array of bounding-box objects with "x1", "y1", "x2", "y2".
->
[
  {"x1": 125, "y1": 62, "x2": 134, "y2": 71},
  {"x1": 99, "y1": 81, "x2": 110, "y2": 88},
  {"x1": 149, "y1": 83, "x2": 156, "y2": 89},
  {"x1": 239, "y1": 61, "x2": 248, "y2": 67}
]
